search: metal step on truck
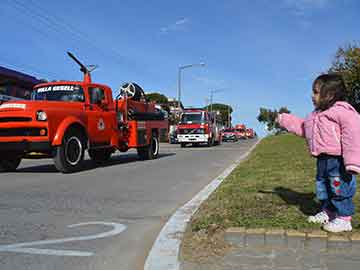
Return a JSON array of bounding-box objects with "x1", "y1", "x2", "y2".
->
[{"x1": 0, "y1": 52, "x2": 168, "y2": 173}]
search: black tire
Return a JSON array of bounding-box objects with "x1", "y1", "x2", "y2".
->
[
  {"x1": 180, "y1": 143, "x2": 186, "y2": 148},
  {"x1": 0, "y1": 156, "x2": 21, "y2": 172},
  {"x1": 137, "y1": 133, "x2": 159, "y2": 160},
  {"x1": 206, "y1": 136, "x2": 214, "y2": 147},
  {"x1": 54, "y1": 129, "x2": 85, "y2": 173},
  {"x1": 89, "y1": 148, "x2": 113, "y2": 163}
]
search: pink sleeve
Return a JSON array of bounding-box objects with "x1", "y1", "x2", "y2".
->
[
  {"x1": 278, "y1": 113, "x2": 305, "y2": 137},
  {"x1": 338, "y1": 110, "x2": 360, "y2": 173}
]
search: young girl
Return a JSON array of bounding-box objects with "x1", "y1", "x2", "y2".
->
[{"x1": 277, "y1": 73, "x2": 360, "y2": 233}]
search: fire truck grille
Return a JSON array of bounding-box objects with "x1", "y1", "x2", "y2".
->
[
  {"x1": 0, "y1": 117, "x2": 32, "y2": 123},
  {"x1": 0, "y1": 128, "x2": 47, "y2": 137},
  {"x1": 178, "y1": 128, "x2": 204, "y2": 134},
  {"x1": 178, "y1": 129, "x2": 192, "y2": 134}
]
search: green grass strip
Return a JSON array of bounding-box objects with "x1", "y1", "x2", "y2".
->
[{"x1": 190, "y1": 134, "x2": 360, "y2": 232}]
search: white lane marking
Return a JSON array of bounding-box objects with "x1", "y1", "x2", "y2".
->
[
  {"x1": 144, "y1": 139, "x2": 262, "y2": 270},
  {"x1": 3, "y1": 247, "x2": 93, "y2": 257},
  {"x1": 0, "y1": 222, "x2": 127, "y2": 256}
]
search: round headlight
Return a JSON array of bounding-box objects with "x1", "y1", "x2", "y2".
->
[{"x1": 36, "y1": 110, "x2": 47, "y2": 121}]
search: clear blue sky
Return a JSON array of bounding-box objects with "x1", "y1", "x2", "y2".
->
[{"x1": 1, "y1": 0, "x2": 359, "y2": 136}]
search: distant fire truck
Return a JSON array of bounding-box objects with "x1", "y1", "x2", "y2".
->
[
  {"x1": 176, "y1": 108, "x2": 222, "y2": 147},
  {"x1": 246, "y1": 128, "x2": 256, "y2": 139},
  {"x1": 234, "y1": 124, "x2": 246, "y2": 139},
  {"x1": 0, "y1": 52, "x2": 168, "y2": 173}
]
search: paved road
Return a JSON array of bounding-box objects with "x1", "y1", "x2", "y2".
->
[{"x1": 0, "y1": 139, "x2": 257, "y2": 270}]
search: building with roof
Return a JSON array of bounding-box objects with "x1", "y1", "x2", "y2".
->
[{"x1": 0, "y1": 66, "x2": 42, "y2": 102}]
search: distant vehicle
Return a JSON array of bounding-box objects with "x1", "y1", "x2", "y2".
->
[
  {"x1": 176, "y1": 108, "x2": 222, "y2": 147},
  {"x1": 221, "y1": 128, "x2": 238, "y2": 142},
  {"x1": 245, "y1": 128, "x2": 255, "y2": 139},
  {"x1": 234, "y1": 124, "x2": 246, "y2": 139}
]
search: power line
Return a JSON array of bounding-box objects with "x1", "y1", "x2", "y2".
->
[
  {"x1": 5, "y1": 0, "x2": 92, "y2": 53},
  {"x1": 6, "y1": 0, "x2": 134, "y2": 66}
]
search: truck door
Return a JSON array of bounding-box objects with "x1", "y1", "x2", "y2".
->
[{"x1": 86, "y1": 86, "x2": 113, "y2": 146}]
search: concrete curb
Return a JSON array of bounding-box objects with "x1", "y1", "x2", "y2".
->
[
  {"x1": 144, "y1": 139, "x2": 262, "y2": 270},
  {"x1": 224, "y1": 227, "x2": 360, "y2": 250}
]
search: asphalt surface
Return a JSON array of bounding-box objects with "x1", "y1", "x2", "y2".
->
[{"x1": 0, "y1": 139, "x2": 257, "y2": 270}]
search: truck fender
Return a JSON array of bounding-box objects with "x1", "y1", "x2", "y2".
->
[{"x1": 52, "y1": 117, "x2": 88, "y2": 146}]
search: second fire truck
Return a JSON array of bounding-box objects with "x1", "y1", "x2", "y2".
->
[{"x1": 176, "y1": 108, "x2": 222, "y2": 147}]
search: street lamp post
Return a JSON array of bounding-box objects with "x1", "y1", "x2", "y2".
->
[
  {"x1": 177, "y1": 62, "x2": 205, "y2": 109},
  {"x1": 209, "y1": 88, "x2": 227, "y2": 112}
]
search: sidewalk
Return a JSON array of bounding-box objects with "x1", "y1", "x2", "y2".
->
[{"x1": 181, "y1": 228, "x2": 360, "y2": 270}]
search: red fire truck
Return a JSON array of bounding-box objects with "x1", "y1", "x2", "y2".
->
[
  {"x1": 0, "y1": 52, "x2": 168, "y2": 173},
  {"x1": 245, "y1": 128, "x2": 256, "y2": 139},
  {"x1": 234, "y1": 124, "x2": 247, "y2": 139},
  {"x1": 176, "y1": 108, "x2": 221, "y2": 147}
]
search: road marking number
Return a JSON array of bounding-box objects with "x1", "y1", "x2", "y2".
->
[{"x1": 0, "y1": 222, "x2": 126, "y2": 257}]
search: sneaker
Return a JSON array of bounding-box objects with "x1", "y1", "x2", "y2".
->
[
  {"x1": 323, "y1": 218, "x2": 352, "y2": 233},
  {"x1": 307, "y1": 211, "x2": 330, "y2": 224}
]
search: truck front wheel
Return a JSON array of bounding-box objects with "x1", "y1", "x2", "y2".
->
[
  {"x1": 206, "y1": 137, "x2": 214, "y2": 147},
  {"x1": 137, "y1": 133, "x2": 159, "y2": 160},
  {"x1": 0, "y1": 155, "x2": 21, "y2": 172},
  {"x1": 54, "y1": 130, "x2": 85, "y2": 173}
]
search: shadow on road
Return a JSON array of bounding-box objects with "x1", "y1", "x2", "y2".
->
[
  {"x1": 259, "y1": 187, "x2": 320, "y2": 216},
  {"x1": 15, "y1": 152, "x2": 176, "y2": 173}
]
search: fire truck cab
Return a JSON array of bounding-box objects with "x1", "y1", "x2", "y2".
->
[{"x1": 176, "y1": 108, "x2": 221, "y2": 147}]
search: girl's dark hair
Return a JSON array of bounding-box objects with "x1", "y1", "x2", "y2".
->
[{"x1": 313, "y1": 73, "x2": 346, "y2": 111}]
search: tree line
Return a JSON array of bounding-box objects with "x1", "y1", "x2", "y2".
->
[{"x1": 145, "y1": 93, "x2": 233, "y2": 126}]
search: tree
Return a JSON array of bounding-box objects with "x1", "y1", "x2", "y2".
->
[
  {"x1": 204, "y1": 103, "x2": 233, "y2": 126},
  {"x1": 257, "y1": 107, "x2": 290, "y2": 134},
  {"x1": 145, "y1": 92, "x2": 168, "y2": 104},
  {"x1": 329, "y1": 43, "x2": 360, "y2": 112}
]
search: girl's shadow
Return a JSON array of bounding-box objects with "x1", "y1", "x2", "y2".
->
[{"x1": 259, "y1": 187, "x2": 320, "y2": 216}]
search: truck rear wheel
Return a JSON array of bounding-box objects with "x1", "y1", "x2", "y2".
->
[
  {"x1": 54, "y1": 129, "x2": 85, "y2": 173},
  {"x1": 137, "y1": 133, "x2": 159, "y2": 160},
  {"x1": 89, "y1": 148, "x2": 113, "y2": 163},
  {"x1": 0, "y1": 155, "x2": 21, "y2": 172}
]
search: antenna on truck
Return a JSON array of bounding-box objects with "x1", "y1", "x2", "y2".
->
[{"x1": 67, "y1": 52, "x2": 97, "y2": 83}]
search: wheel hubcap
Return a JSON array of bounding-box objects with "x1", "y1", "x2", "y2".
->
[
  {"x1": 65, "y1": 136, "x2": 82, "y2": 165},
  {"x1": 152, "y1": 137, "x2": 159, "y2": 156}
]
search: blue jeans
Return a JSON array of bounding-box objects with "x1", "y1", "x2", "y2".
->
[{"x1": 316, "y1": 155, "x2": 356, "y2": 216}]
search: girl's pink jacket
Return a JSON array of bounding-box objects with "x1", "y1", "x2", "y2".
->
[{"x1": 278, "y1": 101, "x2": 360, "y2": 174}]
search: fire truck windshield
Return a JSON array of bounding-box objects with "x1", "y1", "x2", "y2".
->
[
  {"x1": 181, "y1": 112, "x2": 204, "y2": 124},
  {"x1": 32, "y1": 85, "x2": 85, "y2": 102}
]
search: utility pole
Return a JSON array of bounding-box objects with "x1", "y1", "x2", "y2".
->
[
  {"x1": 209, "y1": 88, "x2": 227, "y2": 112},
  {"x1": 177, "y1": 62, "x2": 205, "y2": 109},
  {"x1": 228, "y1": 105, "x2": 231, "y2": 127}
]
